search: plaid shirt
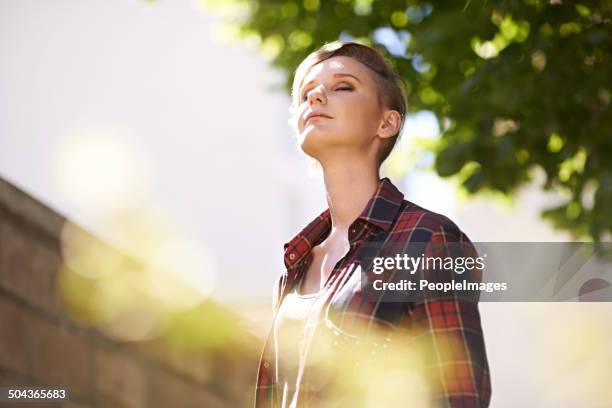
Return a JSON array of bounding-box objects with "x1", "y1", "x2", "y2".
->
[{"x1": 255, "y1": 177, "x2": 491, "y2": 407}]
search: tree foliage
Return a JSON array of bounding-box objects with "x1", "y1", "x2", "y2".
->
[{"x1": 207, "y1": 0, "x2": 612, "y2": 241}]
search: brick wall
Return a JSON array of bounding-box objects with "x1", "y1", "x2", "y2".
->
[{"x1": 0, "y1": 178, "x2": 260, "y2": 408}]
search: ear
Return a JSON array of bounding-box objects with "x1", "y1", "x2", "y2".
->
[{"x1": 376, "y1": 110, "x2": 402, "y2": 140}]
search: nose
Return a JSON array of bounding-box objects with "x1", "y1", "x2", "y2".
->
[{"x1": 307, "y1": 84, "x2": 326, "y2": 105}]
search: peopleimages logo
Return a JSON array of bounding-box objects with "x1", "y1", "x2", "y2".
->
[
  {"x1": 371, "y1": 253, "x2": 486, "y2": 275},
  {"x1": 358, "y1": 242, "x2": 612, "y2": 302}
]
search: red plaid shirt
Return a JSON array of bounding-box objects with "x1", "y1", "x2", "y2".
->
[{"x1": 255, "y1": 177, "x2": 491, "y2": 407}]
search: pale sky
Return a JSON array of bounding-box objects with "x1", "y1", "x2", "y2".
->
[{"x1": 0, "y1": 0, "x2": 323, "y2": 301}]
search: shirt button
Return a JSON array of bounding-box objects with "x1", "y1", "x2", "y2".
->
[
  {"x1": 350, "y1": 228, "x2": 356, "y2": 234},
  {"x1": 289, "y1": 253, "x2": 296, "y2": 260},
  {"x1": 263, "y1": 362, "x2": 270, "y2": 368}
]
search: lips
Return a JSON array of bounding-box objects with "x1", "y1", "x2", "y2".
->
[{"x1": 305, "y1": 112, "x2": 333, "y2": 124}]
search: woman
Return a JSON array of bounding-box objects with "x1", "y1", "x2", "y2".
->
[{"x1": 255, "y1": 41, "x2": 491, "y2": 408}]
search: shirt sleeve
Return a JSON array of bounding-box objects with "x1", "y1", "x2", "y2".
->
[{"x1": 408, "y1": 222, "x2": 492, "y2": 408}]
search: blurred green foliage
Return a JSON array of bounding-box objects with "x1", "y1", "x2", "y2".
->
[{"x1": 205, "y1": 0, "x2": 611, "y2": 241}]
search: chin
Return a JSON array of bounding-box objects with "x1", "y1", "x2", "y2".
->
[
  {"x1": 299, "y1": 136, "x2": 319, "y2": 159},
  {"x1": 299, "y1": 128, "x2": 331, "y2": 159}
]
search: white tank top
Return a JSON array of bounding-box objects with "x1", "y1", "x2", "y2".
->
[{"x1": 273, "y1": 274, "x2": 321, "y2": 408}]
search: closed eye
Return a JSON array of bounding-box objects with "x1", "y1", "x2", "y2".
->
[{"x1": 301, "y1": 84, "x2": 354, "y2": 102}]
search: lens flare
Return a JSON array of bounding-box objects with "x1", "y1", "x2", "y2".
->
[{"x1": 54, "y1": 129, "x2": 152, "y2": 212}]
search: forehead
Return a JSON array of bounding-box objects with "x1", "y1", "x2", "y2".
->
[{"x1": 300, "y1": 56, "x2": 373, "y2": 89}]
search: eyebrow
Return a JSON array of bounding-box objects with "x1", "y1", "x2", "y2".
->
[{"x1": 300, "y1": 73, "x2": 361, "y2": 95}]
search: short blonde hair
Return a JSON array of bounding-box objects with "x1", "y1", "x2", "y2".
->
[{"x1": 289, "y1": 41, "x2": 408, "y2": 166}]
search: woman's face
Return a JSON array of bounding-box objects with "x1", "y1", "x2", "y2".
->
[{"x1": 294, "y1": 56, "x2": 392, "y2": 163}]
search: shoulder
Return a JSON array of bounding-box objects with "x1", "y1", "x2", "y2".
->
[{"x1": 392, "y1": 200, "x2": 471, "y2": 243}]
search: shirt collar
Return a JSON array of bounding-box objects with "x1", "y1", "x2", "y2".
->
[{"x1": 283, "y1": 177, "x2": 405, "y2": 269}]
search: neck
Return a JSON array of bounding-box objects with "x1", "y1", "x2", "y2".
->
[{"x1": 320, "y1": 158, "x2": 380, "y2": 233}]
